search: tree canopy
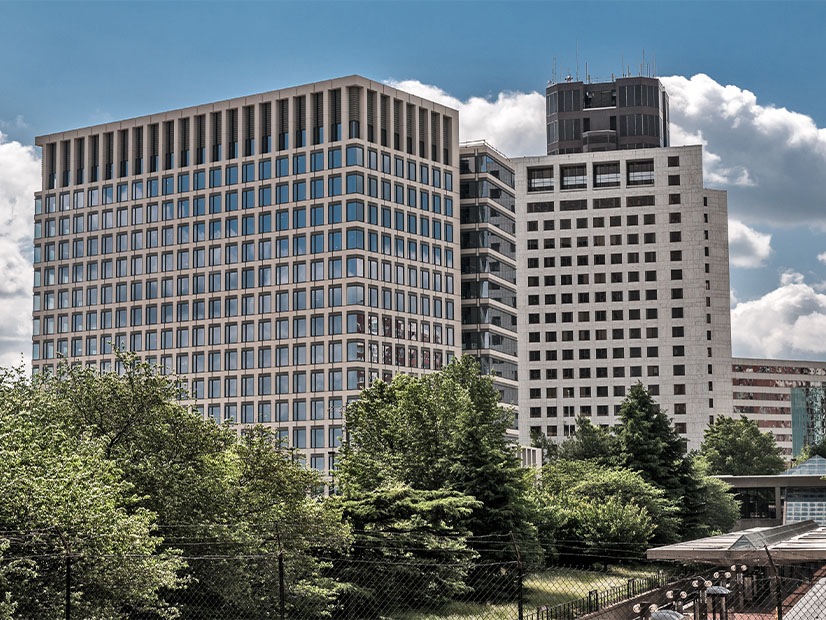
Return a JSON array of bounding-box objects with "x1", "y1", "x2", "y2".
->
[{"x1": 699, "y1": 415, "x2": 785, "y2": 475}]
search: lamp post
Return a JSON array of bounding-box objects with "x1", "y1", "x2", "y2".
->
[
  {"x1": 633, "y1": 601, "x2": 660, "y2": 620},
  {"x1": 689, "y1": 577, "x2": 712, "y2": 620},
  {"x1": 729, "y1": 564, "x2": 748, "y2": 610}
]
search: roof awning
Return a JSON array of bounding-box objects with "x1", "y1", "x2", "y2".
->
[{"x1": 647, "y1": 520, "x2": 826, "y2": 565}]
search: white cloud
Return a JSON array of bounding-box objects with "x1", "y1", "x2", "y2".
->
[
  {"x1": 0, "y1": 130, "x2": 40, "y2": 369},
  {"x1": 817, "y1": 251, "x2": 826, "y2": 265},
  {"x1": 385, "y1": 79, "x2": 546, "y2": 157},
  {"x1": 731, "y1": 272, "x2": 826, "y2": 359},
  {"x1": 0, "y1": 115, "x2": 28, "y2": 131},
  {"x1": 728, "y1": 219, "x2": 772, "y2": 268},
  {"x1": 662, "y1": 73, "x2": 826, "y2": 226}
]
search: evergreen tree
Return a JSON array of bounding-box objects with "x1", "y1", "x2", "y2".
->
[{"x1": 615, "y1": 382, "x2": 687, "y2": 499}]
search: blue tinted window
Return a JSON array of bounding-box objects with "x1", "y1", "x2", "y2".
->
[
  {"x1": 346, "y1": 173, "x2": 363, "y2": 194},
  {"x1": 346, "y1": 145, "x2": 364, "y2": 167},
  {"x1": 311, "y1": 205, "x2": 324, "y2": 226},
  {"x1": 276, "y1": 184, "x2": 289, "y2": 204},
  {"x1": 293, "y1": 181, "x2": 306, "y2": 202},
  {"x1": 328, "y1": 148, "x2": 342, "y2": 169},
  {"x1": 328, "y1": 203, "x2": 342, "y2": 224},
  {"x1": 193, "y1": 171, "x2": 205, "y2": 190},
  {"x1": 242, "y1": 162, "x2": 255, "y2": 183},
  {"x1": 294, "y1": 207, "x2": 306, "y2": 229},
  {"x1": 210, "y1": 168, "x2": 221, "y2": 188},
  {"x1": 226, "y1": 191, "x2": 238, "y2": 211},
  {"x1": 310, "y1": 151, "x2": 324, "y2": 172},
  {"x1": 328, "y1": 176, "x2": 342, "y2": 196},
  {"x1": 259, "y1": 159, "x2": 272, "y2": 180},
  {"x1": 310, "y1": 178, "x2": 324, "y2": 199},
  {"x1": 178, "y1": 174, "x2": 190, "y2": 193},
  {"x1": 259, "y1": 186, "x2": 272, "y2": 206},
  {"x1": 293, "y1": 154, "x2": 306, "y2": 175},
  {"x1": 276, "y1": 157, "x2": 289, "y2": 177}
]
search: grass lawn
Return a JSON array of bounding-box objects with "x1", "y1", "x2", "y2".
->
[{"x1": 396, "y1": 565, "x2": 659, "y2": 620}]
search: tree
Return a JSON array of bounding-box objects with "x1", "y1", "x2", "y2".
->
[
  {"x1": 681, "y1": 457, "x2": 740, "y2": 538},
  {"x1": 615, "y1": 383, "x2": 687, "y2": 499},
  {"x1": 332, "y1": 487, "x2": 480, "y2": 616},
  {"x1": 0, "y1": 370, "x2": 184, "y2": 619},
  {"x1": 338, "y1": 356, "x2": 536, "y2": 541},
  {"x1": 0, "y1": 358, "x2": 349, "y2": 619},
  {"x1": 557, "y1": 417, "x2": 621, "y2": 465},
  {"x1": 532, "y1": 461, "x2": 679, "y2": 562},
  {"x1": 337, "y1": 356, "x2": 539, "y2": 593},
  {"x1": 699, "y1": 416, "x2": 785, "y2": 475},
  {"x1": 610, "y1": 383, "x2": 740, "y2": 540},
  {"x1": 796, "y1": 438, "x2": 826, "y2": 463}
]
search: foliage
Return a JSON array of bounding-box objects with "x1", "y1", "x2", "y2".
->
[
  {"x1": 796, "y1": 437, "x2": 826, "y2": 463},
  {"x1": 532, "y1": 461, "x2": 676, "y2": 563},
  {"x1": 332, "y1": 486, "x2": 480, "y2": 616},
  {"x1": 0, "y1": 357, "x2": 349, "y2": 619},
  {"x1": 680, "y1": 457, "x2": 741, "y2": 538},
  {"x1": 0, "y1": 368, "x2": 184, "y2": 619},
  {"x1": 615, "y1": 383, "x2": 688, "y2": 499},
  {"x1": 530, "y1": 430, "x2": 558, "y2": 465},
  {"x1": 557, "y1": 417, "x2": 621, "y2": 465},
  {"x1": 699, "y1": 415, "x2": 785, "y2": 475},
  {"x1": 337, "y1": 356, "x2": 540, "y2": 596},
  {"x1": 338, "y1": 356, "x2": 537, "y2": 543}
]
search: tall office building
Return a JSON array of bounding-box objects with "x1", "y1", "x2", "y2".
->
[
  {"x1": 514, "y1": 145, "x2": 732, "y2": 449},
  {"x1": 31, "y1": 76, "x2": 462, "y2": 471},
  {"x1": 546, "y1": 76, "x2": 669, "y2": 154},
  {"x1": 458, "y1": 141, "x2": 519, "y2": 409}
]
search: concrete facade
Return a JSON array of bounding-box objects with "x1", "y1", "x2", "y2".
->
[
  {"x1": 31, "y1": 75, "x2": 462, "y2": 472},
  {"x1": 514, "y1": 145, "x2": 732, "y2": 449}
]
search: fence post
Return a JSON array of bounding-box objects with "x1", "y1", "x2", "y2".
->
[
  {"x1": 509, "y1": 532, "x2": 523, "y2": 620},
  {"x1": 764, "y1": 546, "x2": 782, "y2": 620},
  {"x1": 278, "y1": 550, "x2": 285, "y2": 620}
]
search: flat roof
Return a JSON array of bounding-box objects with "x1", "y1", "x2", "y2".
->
[{"x1": 647, "y1": 521, "x2": 826, "y2": 565}]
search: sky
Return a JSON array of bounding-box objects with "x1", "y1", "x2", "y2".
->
[{"x1": 2, "y1": 0, "x2": 826, "y2": 365}]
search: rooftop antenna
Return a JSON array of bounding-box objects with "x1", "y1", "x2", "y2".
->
[
  {"x1": 621, "y1": 52, "x2": 625, "y2": 77},
  {"x1": 653, "y1": 54, "x2": 656, "y2": 77},
  {"x1": 553, "y1": 56, "x2": 557, "y2": 83},
  {"x1": 642, "y1": 48, "x2": 645, "y2": 76},
  {"x1": 585, "y1": 61, "x2": 589, "y2": 83},
  {"x1": 575, "y1": 41, "x2": 579, "y2": 81}
]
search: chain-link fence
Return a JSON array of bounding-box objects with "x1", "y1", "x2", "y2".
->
[{"x1": 2, "y1": 530, "x2": 826, "y2": 620}]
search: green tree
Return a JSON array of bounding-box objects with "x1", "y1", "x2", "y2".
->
[
  {"x1": 0, "y1": 358, "x2": 349, "y2": 619},
  {"x1": 332, "y1": 487, "x2": 480, "y2": 616},
  {"x1": 0, "y1": 373, "x2": 184, "y2": 619},
  {"x1": 338, "y1": 357, "x2": 536, "y2": 542},
  {"x1": 338, "y1": 356, "x2": 539, "y2": 593},
  {"x1": 681, "y1": 457, "x2": 740, "y2": 538},
  {"x1": 699, "y1": 416, "x2": 785, "y2": 475},
  {"x1": 557, "y1": 417, "x2": 621, "y2": 465},
  {"x1": 532, "y1": 461, "x2": 678, "y2": 562},
  {"x1": 796, "y1": 438, "x2": 826, "y2": 463},
  {"x1": 615, "y1": 383, "x2": 687, "y2": 498}
]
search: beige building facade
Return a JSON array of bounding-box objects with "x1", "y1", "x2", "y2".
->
[
  {"x1": 31, "y1": 76, "x2": 462, "y2": 471},
  {"x1": 514, "y1": 145, "x2": 732, "y2": 449}
]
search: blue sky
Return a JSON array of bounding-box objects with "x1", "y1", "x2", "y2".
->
[{"x1": 2, "y1": 1, "x2": 826, "y2": 363}]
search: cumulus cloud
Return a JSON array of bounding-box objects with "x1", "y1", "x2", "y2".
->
[
  {"x1": 385, "y1": 79, "x2": 546, "y2": 157},
  {"x1": 731, "y1": 272, "x2": 826, "y2": 359},
  {"x1": 662, "y1": 73, "x2": 826, "y2": 226},
  {"x1": 0, "y1": 130, "x2": 40, "y2": 368},
  {"x1": 728, "y1": 219, "x2": 772, "y2": 268}
]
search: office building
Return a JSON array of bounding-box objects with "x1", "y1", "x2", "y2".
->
[
  {"x1": 515, "y1": 145, "x2": 732, "y2": 449},
  {"x1": 546, "y1": 76, "x2": 669, "y2": 154},
  {"x1": 732, "y1": 358, "x2": 826, "y2": 457},
  {"x1": 458, "y1": 140, "x2": 519, "y2": 409},
  {"x1": 31, "y1": 76, "x2": 462, "y2": 471}
]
